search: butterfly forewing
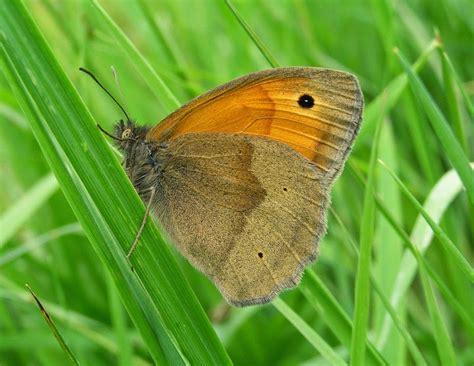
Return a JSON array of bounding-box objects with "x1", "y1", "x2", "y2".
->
[{"x1": 147, "y1": 67, "x2": 363, "y2": 179}]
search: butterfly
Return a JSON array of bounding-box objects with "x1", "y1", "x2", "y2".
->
[{"x1": 83, "y1": 67, "x2": 363, "y2": 306}]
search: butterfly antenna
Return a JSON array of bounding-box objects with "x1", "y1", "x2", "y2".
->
[
  {"x1": 111, "y1": 66, "x2": 131, "y2": 119},
  {"x1": 97, "y1": 124, "x2": 125, "y2": 142},
  {"x1": 79, "y1": 67, "x2": 131, "y2": 121}
]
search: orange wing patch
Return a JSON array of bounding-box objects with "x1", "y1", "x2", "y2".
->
[{"x1": 147, "y1": 67, "x2": 363, "y2": 176}]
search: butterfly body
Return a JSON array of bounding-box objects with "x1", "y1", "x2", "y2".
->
[{"x1": 112, "y1": 67, "x2": 363, "y2": 306}]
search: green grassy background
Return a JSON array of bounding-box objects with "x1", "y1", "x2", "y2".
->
[{"x1": 0, "y1": 0, "x2": 472, "y2": 365}]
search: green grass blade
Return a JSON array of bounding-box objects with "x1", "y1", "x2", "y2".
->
[
  {"x1": 0, "y1": 1, "x2": 230, "y2": 364},
  {"x1": 40, "y1": 0, "x2": 81, "y2": 54},
  {"x1": 0, "y1": 276, "x2": 148, "y2": 364},
  {"x1": 382, "y1": 202, "x2": 460, "y2": 366},
  {"x1": 0, "y1": 41, "x2": 179, "y2": 365},
  {"x1": 349, "y1": 161, "x2": 474, "y2": 337},
  {"x1": 224, "y1": 0, "x2": 279, "y2": 68},
  {"x1": 399, "y1": 91, "x2": 439, "y2": 184},
  {"x1": 371, "y1": 196, "x2": 474, "y2": 339},
  {"x1": 416, "y1": 267, "x2": 457, "y2": 365},
  {"x1": 380, "y1": 161, "x2": 474, "y2": 282},
  {"x1": 350, "y1": 111, "x2": 383, "y2": 366},
  {"x1": 26, "y1": 285, "x2": 80, "y2": 366},
  {"x1": 299, "y1": 271, "x2": 387, "y2": 366},
  {"x1": 106, "y1": 274, "x2": 133, "y2": 366},
  {"x1": 89, "y1": 0, "x2": 180, "y2": 113},
  {"x1": 134, "y1": 0, "x2": 199, "y2": 97},
  {"x1": 370, "y1": 278, "x2": 427, "y2": 366},
  {"x1": 135, "y1": 0, "x2": 183, "y2": 69},
  {"x1": 0, "y1": 101, "x2": 29, "y2": 128},
  {"x1": 0, "y1": 174, "x2": 58, "y2": 248},
  {"x1": 273, "y1": 298, "x2": 347, "y2": 366},
  {"x1": 330, "y1": 209, "x2": 428, "y2": 366},
  {"x1": 375, "y1": 162, "x2": 472, "y2": 362},
  {"x1": 438, "y1": 41, "x2": 469, "y2": 154},
  {"x1": 350, "y1": 161, "x2": 461, "y2": 364},
  {"x1": 358, "y1": 40, "x2": 438, "y2": 143},
  {"x1": 0, "y1": 223, "x2": 83, "y2": 267},
  {"x1": 373, "y1": 123, "x2": 404, "y2": 364},
  {"x1": 395, "y1": 48, "x2": 474, "y2": 206},
  {"x1": 377, "y1": 164, "x2": 474, "y2": 347},
  {"x1": 438, "y1": 43, "x2": 474, "y2": 120}
]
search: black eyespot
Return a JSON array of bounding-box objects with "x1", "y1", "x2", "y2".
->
[
  {"x1": 283, "y1": 187, "x2": 288, "y2": 192},
  {"x1": 298, "y1": 94, "x2": 314, "y2": 108},
  {"x1": 258, "y1": 252, "x2": 263, "y2": 258}
]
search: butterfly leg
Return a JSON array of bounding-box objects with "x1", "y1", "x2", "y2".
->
[{"x1": 126, "y1": 186, "x2": 157, "y2": 259}]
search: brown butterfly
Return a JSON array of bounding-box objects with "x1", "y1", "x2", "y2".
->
[{"x1": 82, "y1": 67, "x2": 363, "y2": 306}]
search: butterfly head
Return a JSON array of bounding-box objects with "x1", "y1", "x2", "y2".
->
[{"x1": 113, "y1": 119, "x2": 149, "y2": 151}]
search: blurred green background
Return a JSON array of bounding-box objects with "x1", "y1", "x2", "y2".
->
[{"x1": 0, "y1": 0, "x2": 472, "y2": 365}]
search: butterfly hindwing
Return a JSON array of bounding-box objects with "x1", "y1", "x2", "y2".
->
[{"x1": 154, "y1": 133, "x2": 327, "y2": 305}]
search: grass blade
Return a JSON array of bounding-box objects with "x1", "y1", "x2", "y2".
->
[
  {"x1": 26, "y1": 285, "x2": 80, "y2": 365},
  {"x1": 377, "y1": 193, "x2": 459, "y2": 366},
  {"x1": 437, "y1": 41, "x2": 474, "y2": 120},
  {"x1": 0, "y1": 0, "x2": 230, "y2": 363},
  {"x1": 372, "y1": 123, "x2": 405, "y2": 364},
  {"x1": 0, "y1": 277, "x2": 148, "y2": 364},
  {"x1": 416, "y1": 264, "x2": 457, "y2": 365},
  {"x1": 380, "y1": 161, "x2": 474, "y2": 282},
  {"x1": 135, "y1": 0, "x2": 199, "y2": 97},
  {"x1": 350, "y1": 107, "x2": 383, "y2": 366},
  {"x1": 106, "y1": 274, "x2": 133, "y2": 366},
  {"x1": 330, "y1": 208, "x2": 428, "y2": 366},
  {"x1": 350, "y1": 161, "x2": 463, "y2": 364},
  {"x1": 224, "y1": 0, "x2": 279, "y2": 68},
  {"x1": 438, "y1": 41, "x2": 469, "y2": 154},
  {"x1": 0, "y1": 223, "x2": 83, "y2": 267},
  {"x1": 300, "y1": 271, "x2": 387, "y2": 366},
  {"x1": 89, "y1": 0, "x2": 180, "y2": 113},
  {"x1": 358, "y1": 40, "x2": 438, "y2": 143},
  {"x1": 377, "y1": 164, "x2": 474, "y2": 347},
  {"x1": 0, "y1": 43, "x2": 180, "y2": 364},
  {"x1": 395, "y1": 48, "x2": 474, "y2": 206},
  {"x1": 0, "y1": 174, "x2": 58, "y2": 248},
  {"x1": 378, "y1": 191, "x2": 458, "y2": 365},
  {"x1": 371, "y1": 196, "x2": 474, "y2": 339},
  {"x1": 273, "y1": 298, "x2": 347, "y2": 366}
]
